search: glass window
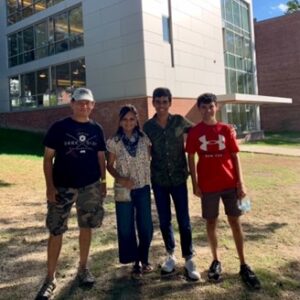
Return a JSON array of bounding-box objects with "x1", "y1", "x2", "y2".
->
[
  {"x1": 22, "y1": 0, "x2": 34, "y2": 18},
  {"x1": 7, "y1": 0, "x2": 65, "y2": 25},
  {"x1": 229, "y1": 69, "x2": 237, "y2": 93},
  {"x1": 23, "y1": 27, "x2": 35, "y2": 62},
  {"x1": 54, "y1": 63, "x2": 71, "y2": 104},
  {"x1": 7, "y1": 5, "x2": 83, "y2": 67},
  {"x1": 236, "y1": 56, "x2": 243, "y2": 70},
  {"x1": 37, "y1": 68, "x2": 49, "y2": 105},
  {"x1": 71, "y1": 59, "x2": 85, "y2": 87},
  {"x1": 35, "y1": 21, "x2": 48, "y2": 59},
  {"x1": 244, "y1": 38, "x2": 251, "y2": 58},
  {"x1": 225, "y1": 30, "x2": 234, "y2": 53},
  {"x1": 227, "y1": 53, "x2": 235, "y2": 68},
  {"x1": 69, "y1": 6, "x2": 84, "y2": 49},
  {"x1": 34, "y1": 0, "x2": 46, "y2": 13},
  {"x1": 37, "y1": 68, "x2": 49, "y2": 94},
  {"x1": 237, "y1": 71, "x2": 245, "y2": 93},
  {"x1": 7, "y1": 0, "x2": 17, "y2": 14},
  {"x1": 241, "y1": 5, "x2": 250, "y2": 33},
  {"x1": 234, "y1": 34, "x2": 243, "y2": 56},
  {"x1": 9, "y1": 76, "x2": 21, "y2": 108},
  {"x1": 224, "y1": 0, "x2": 233, "y2": 23},
  {"x1": 8, "y1": 34, "x2": 18, "y2": 57},
  {"x1": 162, "y1": 16, "x2": 170, "y2": 43},
  {"x1": 55, "y1": 63, "x2": 71, "y2": 88},
  {"x1": 54, "y1": 12, "x2": 68, "y2": 41},
  {"x1": 9, "y1": 58, "x2": 85, "y2": 110},
  {"x1": 54, "y1": 12, "x2": 69, "y2": 53},
  {"x1": 232, "y1": 1, "x2": 241, "y2": 27},
  {"x1": 23, "y1": 27, "x2": 34, "y2": 51},
  {"x1": 21, "y1": 72, "x2": 36, "y2": 107}
]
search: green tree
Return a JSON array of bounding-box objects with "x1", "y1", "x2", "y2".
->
[{"x1": 285, "y1": 0, "x2": 300, "y2": 14}]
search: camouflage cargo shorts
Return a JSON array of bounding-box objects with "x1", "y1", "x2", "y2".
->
[{"x1": 46, "y1": 181, "x2": 104, "y2": 236}]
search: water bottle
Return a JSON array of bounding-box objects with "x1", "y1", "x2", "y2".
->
[{"x1": 238, "y1": 197, "x2": 251, "y2": 213}]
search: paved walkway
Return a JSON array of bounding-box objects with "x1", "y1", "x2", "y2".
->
[{"x1": 239, "y1": 144, "x2": 300, "y2": 157}]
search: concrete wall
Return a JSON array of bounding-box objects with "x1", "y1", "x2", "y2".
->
[
  {"x1": 255, "y1": 12, "x2": 300, "y2": 131},
  {"x1": 84, "y1": 0, "x2": 146, "y2": 100},
  {"x1": 142, "y1": 0, "x2": 226, "y2": 97}
]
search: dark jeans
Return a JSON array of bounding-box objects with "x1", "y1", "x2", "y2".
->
[
  {"x1": 152, "y1": 182, "x2": 194, "y2": 259},
  {"x1": 115, "y1": 185, "x2": 153, "y2": 264}
]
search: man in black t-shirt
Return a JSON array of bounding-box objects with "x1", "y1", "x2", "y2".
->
[{"x1": 36, "y1": 88, "x2": 107, "y2": 300}]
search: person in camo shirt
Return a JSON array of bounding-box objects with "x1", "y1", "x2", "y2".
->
[
  {"x1": 35, "y1": 88, "x2": 107, "y2": 300},
  {"x1": 143, "y1": 87, "x2": 200, "y2": 281}
]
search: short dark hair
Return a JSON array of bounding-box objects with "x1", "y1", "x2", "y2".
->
[
  {"x1": 197, "y1": 93, "x2": 217, "y2": 107},
  {"x1": 152, "y1": 87, "x2": 172, "y2": 103}
]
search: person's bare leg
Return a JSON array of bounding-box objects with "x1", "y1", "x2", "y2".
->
[
  {"x1": 206, "y1": 218, "x2": 219, "y2": 261},
  {"x1": 227, "y1": 216, "x2": 245, "y2": 264},
  {"x1": 79, "y1": 228, "x2": 92, "y2": 269},
  {"x1": 47, "y1": 234, "x2": 63, "y2": 279}
]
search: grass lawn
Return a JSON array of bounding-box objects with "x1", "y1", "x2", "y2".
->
[
  {"x1": 245, "y1": 131, "x2": 300, "y2": 148},
  {"x1": 0, "y1": 152, "x2": 300, "y2": 300},
  {"x1": 0, "y1": 128, "x2": 300, "y2": 299}
]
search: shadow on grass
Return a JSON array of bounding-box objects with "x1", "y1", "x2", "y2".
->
[
  {"x1": 242, "y1": 222, "x2": 288, "y2": 241},
  {"x1": 0, "y1": 180, "x2": 14, "y2": 187},
  {"x1": 0, "y1": 128, "x2": 44, "y2": 156}
]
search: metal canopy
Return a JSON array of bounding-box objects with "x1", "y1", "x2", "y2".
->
[{"x1": 217, "y1": 93, "x2": 292, "y2": 104}]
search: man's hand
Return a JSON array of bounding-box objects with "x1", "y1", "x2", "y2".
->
[
  {"x1": 193, "y1": 185, "x2": 202, "y2": 198},
  {"x1": 46, "y1": 186, "x2": 58, "y2": 203},
  {"x1": 237, "y1": 182, "x2": 246, "y2": 199},
  {"x1": 100, "y1": 182, "x2": 107, "y2": 198}
]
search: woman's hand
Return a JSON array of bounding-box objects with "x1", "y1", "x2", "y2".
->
[{"x1": 117, "y1": 177, "x2": 135, "y2": 189}]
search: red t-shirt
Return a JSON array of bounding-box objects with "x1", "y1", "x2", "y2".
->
[{"x1": 186, "y1": 122, "x2": 239, "y2": 193}]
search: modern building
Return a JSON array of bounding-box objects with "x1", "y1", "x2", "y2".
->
[
  {"x1": 255, "y1": 11, "x2": 300, "y2": 132},
  {"x1": 0, "y1": 0, "x2": 291, "y2": 137}
]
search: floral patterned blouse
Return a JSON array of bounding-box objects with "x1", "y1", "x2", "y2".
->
[{"x1": 107, "y1": 134, "x2": 151, "y2": 189}]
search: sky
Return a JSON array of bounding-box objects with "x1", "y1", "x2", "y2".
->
[{"x1": 252, "y1": 0, "x2": 288, "y2": 21}]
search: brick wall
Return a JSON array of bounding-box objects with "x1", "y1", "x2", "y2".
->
[
  {"x1": 255, "y1": 12, "x2": 300, "y2": 131},
  {"x1": 0, "y1": 96, "x2": 200, "y2": 137}
]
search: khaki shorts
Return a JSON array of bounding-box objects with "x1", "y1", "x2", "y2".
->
[
  {"x1": 46, "y1": 181, "x2": 104, "y2": 236},
  {"x1": 201, "y1": 188, "x2": 241, "y2": 219}
]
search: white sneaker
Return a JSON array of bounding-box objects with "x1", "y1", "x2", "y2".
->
[
  {"x1": 161, "y1": 254, "x2": 176, "y2": 273},
  {"x1": 185, "y1": 259, "x2": 201, "y2": 281}
]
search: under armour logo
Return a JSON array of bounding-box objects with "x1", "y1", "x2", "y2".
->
[{"x1": 199, "y1": 135, "x2": 225, "y2": 151}]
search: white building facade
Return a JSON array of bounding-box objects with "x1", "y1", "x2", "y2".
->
[{"x1": 0, "y1": 0, "x2": 291, "y2": 134}]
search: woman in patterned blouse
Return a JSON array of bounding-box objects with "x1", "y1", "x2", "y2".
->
[{"x1": 107, "y1": 104, "x2": 153, "y2": 278}]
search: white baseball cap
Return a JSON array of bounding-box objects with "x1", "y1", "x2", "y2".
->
[{"x1": 72, "y1": 87, "x2": 94, "y2": 102}]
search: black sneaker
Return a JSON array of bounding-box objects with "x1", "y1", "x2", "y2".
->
[
  {"x1": 35, "y1": 277, "x2": 57, "y2": 300},
  {"x1": 208, "y1": 260, "x2": 222, "y2": 281},
  {"x1": 240, "y1": 264, "x2": 261, "y2": 290}
]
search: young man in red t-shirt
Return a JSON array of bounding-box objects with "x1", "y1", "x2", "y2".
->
[{"x1": 186, "y1": 93, "x2": 260, "y2": 289}]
